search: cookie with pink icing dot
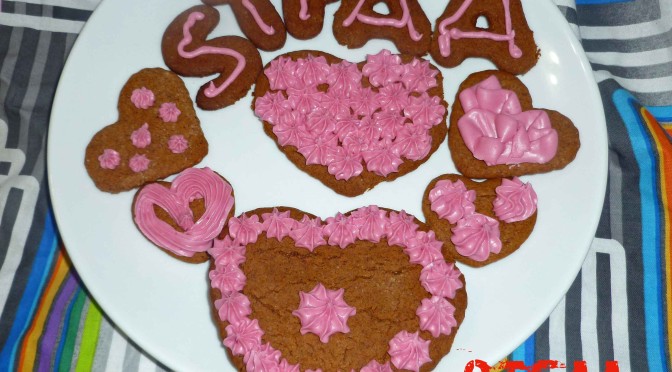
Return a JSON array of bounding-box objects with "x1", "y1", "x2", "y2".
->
[
  {"x1": 422, "y1": 173, "x2": 538, "y2": 267},
  {"x1": 252, "y1": 49, "x2": 448, "y2": 197},
  {"x1": 84, "y1": 68, "x2": 208, "y2": 193}
]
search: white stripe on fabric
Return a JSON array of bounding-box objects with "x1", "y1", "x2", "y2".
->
[
  {"x1": 591, "y1": 71, "x2": 672, "y2": 94},
  {"x1": 594, "y1": 238, "x2": 632, "y2": 372},
  {"x1": 104, "y1": 330, "x2": 128, "y2": 372},
  {"x1": 578, "y1": 2, "x2": 672, "y2": 40},
  {"x1": 581, "y1": 247, "x2": 600, "y2": 372},
  {"x1": 587, "y1": 49, "x2": 672, "y2": 68},
  {"x1": 548, "y1": 296, "x2": 568, "y2": 365},
  {"x1": 16, "y1": 0, "x2": 100, "y2": 11},
  {"x1": 0, "y1": 13, "x2": 85, "y2": 33}
]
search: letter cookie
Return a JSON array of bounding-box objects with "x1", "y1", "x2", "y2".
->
[
  {"x1": 282, "y1": 0, "x2": 338, "y2": 40},
  {"x1": 162, "y1": 5, "x2": 263, "y2": 110},
  {"x1": 430, "y1": 0, "x2": 539, "y2": 74},
  {"x1": 333, "y1": 0, "x2": 432, "y2": 56},
  {"x1": 201, "y1": 0, "x2": 287, "y2": 51}
]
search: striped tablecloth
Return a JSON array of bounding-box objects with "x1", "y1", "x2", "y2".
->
[{"x1": 1, "y1": 0, "x2": 671, "y2": 371}]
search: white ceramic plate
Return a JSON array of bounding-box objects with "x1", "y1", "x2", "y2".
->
[{"x1": 48, "y1": 0, "x2": 607, "y2": 370}]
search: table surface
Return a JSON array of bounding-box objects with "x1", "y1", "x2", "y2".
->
[{"x1": 1, "y1": 0, "x2": 671, "y2": 371}]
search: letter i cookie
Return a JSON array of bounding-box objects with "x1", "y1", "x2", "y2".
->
[{"x1": 282, "y1": 0, "x2": 338, "y2": 40}]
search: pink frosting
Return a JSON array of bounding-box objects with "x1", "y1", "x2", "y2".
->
[
  {"x1": 289, "y1": 215, "x2": 326, "y2": 251},
  {"x1": 299, "y1": 0, "x2": 310, "y2": 20},
  {"x1": 416, "y1": 296, "x2": 457, "y2": 338},
  {"x1": 244, "y1": 343, "x2": 282, "y2": 372},
  {"x1": 133, "y1": 167, "x2": 234, "y2": 257},
  {"x1": 388, "y1": 330, "x2": 431, "y2": 372},
  {"x1": 404, "y1": 230, "x2": 444, "y2": 266},
  {"x1": 159, "y1": 102, "x2": 181, "y2": 123},
  {"x1": 342, "y1": 0, "x2": 423, "y2": 42},
  {"x1": 361, "y1": 360, "x2": 393, "y2": 372},
  {"x1": 215, "y1": 291, "x2": 251, "y2": 325},
  {"x1": 279, "y1": 358, "x2": 300, "y2": 372},
  {"x1": 128, "y1": 154, "x2": 150, "y2": 173},
  {"x1": 457, "y1": 75, "x2": 558, "y2": 165},
  {"x1": 229, "y1": 214, "x2": 264, "y2": 245},
  {"x1": 168, "y1": 135, "x2": 189, "y2": 154},
  {"x1": 98, "y1": 149, "x2": 120, "y2": 169},
  {"x1": 323, "y1": 213, "x2": 359, "y2": 249},
  {"x1": 493, "y1": 177, "x2": 538, "y2": 223},
  {"x1": 224, "y1": 318, "x2": 264, "y2": 356},
  {"x1": 428, "y1": 179, "x2": 477, "y2": 224},
  {"x1": 131, "y1": 123, "x2": 151, "y2": 149},
  {"x1": 420, "y1": 260, "x2": 463, "y2": 299},
  {"x1": 130, "y1": 87, "x2": 154, "y2": 109},
  {"x1": 209, "y1": 263, "x2": 246, "y2": 293},
  {"x1": 242, "y1": 0, "x2": 275, "y2": 35},
  {"x1": 255, "y1": 51, "x2": 444, "y2": 180},
  {"x1": 450, "y1": 213, "x2": 502, "y2": 261},
  {"x1": 261, "y1": 208, "x2": 296, "y2": 241},
  {"x1": 292, "y1": 283, "x2": 357, "y2": 343},
  {"x1": 209, "y1": 236, "x2": 246, "y2": 267},
  {"x1": 385, "y1": 210, "x2": 419, "y2": 247},
  {"x1": 351, "y1": 206, "x2": 389, "y2": 243},
  {"x1": 402, "y1": 58, "x2": 438, "y2": 93}
]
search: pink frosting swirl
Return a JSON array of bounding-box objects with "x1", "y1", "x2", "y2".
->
[
  {"x1": 362, "y1": 49, "x2": 404, "y2": 87},
  {"x1": 279, "y1": 359, "x2": 300, "y2": 372},
  {"x1": 388, "y1": 330, "x2": 431, "y2": 372},
  {"x1": 209, "y1": 263, "x2": 246, "y2": 293},
  {"x1": 209, "y1": 236, "x2": 246, "y2": 267},
  {"x1": 255, "y1": 91, "x2": 292, "y2": 123},
  {"x1": 131, "y1": 123, "x2": 151, "y2": 149},
  {"x1": 402, "y1": 58, "x2": 438, "y2": 93},
  {"x1": 215, "y1": 291, "x2": 251, "y2": 325},
  {"x1": 377, "y1": 83, "x2": 410, "y2": 113},
  {"x1": 159, "y1": 102, "x2": 181, "y2": 123},
  {"x1": 295, "y1": 54, "x2": 330, "y2": 86},
  {"x1": 261, "y1": 208, "x2": 296, "y2": 241},
  {"x1": 292, "y1": 283, "x2": 357, "y2": 343},
  {"x1": 493, "y1": 177, "x2": 538, "y2": 223},
  {"x1": 450, "y1": 213, "x2": 502, "y2": 261},
  {"x1": 289, "y1": 215, "x2": 326, "y2": 251},
  {"x1": 326, "y1": 60, "x2": 362, "y2": 96},
  {"x1": 129, "y1": 154, "x2": 150, "y2": 173},
  {"x1": 224, "y1": 318, "x2": 264, "y2": 356},
  {"x1": 229, "y1": 214, "x2": 264, "y2": 245},
  {"x1": 416, "y1": 296, "x2": 457, "y2": 338},
  {"x1": 420, "y1": 260, "x2": 463, "y2": 299},
  {"x1": 403, "y1": 93, "x2": 446, "y2": 128},
  {"x1": 133, "y1": 168, "x2": 234, "y2": 257},
  {"x1": 327, "y1": 147, "x2": 364, "y2": 181},
  {"x1": 349, "y1": 87, "x2": 380, "y2": 117},
  {"x1": 98, "y1": 149, "x2": 120, "y2": 169},
  {"x1": 265, "y1": 56, "x2": 299, "y2": 90},
  {"x1": 350, "y1": 206, "x2": 389, "y2": 243},
  {"x1": 273, "y1": 111, "x2": 308, "y2": 147},
  {"x1": 457, "y1": 75, "x2": 558, "y2": 165},
  {"x1": 385, "y1": 210, "x2": 419, "y2": 247},
  {"x1": 390, "y1": 123, "x2": 432, "y2": 161},
  {"x1": 404, "y1": 230, "x2": 444, "y2": 266},
  {"x1": 244, "y1": 343, "x2": 282, "y2": 372},
  {"x1": 130, "y1": 87, "x2": 154, "y2": 109},
  {"x1": 362, "y1": 142, "x2": 403, "y2": 177},
  {"x1": 361, "y1": 360, "x2": 393, "y2": 372},
  {"x1": 323, "y1": 213, "x2": 359, "y2": 249},
  {"x1": 168, "y1": 135, "x2": 188, "y2": 154},
  {"x1": 297, "y1": 130, "x2": 338, "y2": 166},
  {"x1": 428, "y1": 179, "x2": 477, "y2": 224}
]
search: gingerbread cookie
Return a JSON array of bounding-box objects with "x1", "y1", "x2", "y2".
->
[
  {"x1": 282, "y1": 0, "x2": 337, "y2": 40},
  {"x1": 201, "y1": 0, "x2": 287, "y2": 51},
  {"x1": 84, "y1": 68, "x2": 208, "y2": 193},
  {"x1": 211, "y1": 205, "x2": 467, "y2": 371},
  {"x1": 162, "y1": 5, "x2": 263, "y2": 110},
  {"x1": 449, "y1": 70, "x2": 580, "y2": 179},
  {"x1": 333, "y1": 0, "x2": 432, "y2": 56},
  {"x1": 422, "y1": 174, "x2": 537, "y2": 267},
  {"x1": 132, "y1": 167, "x2": 235, "y2": 263},
  {"x1": 429, "y1": 0, "x2": 539, "y2": 74},
  {"x1": 252, "y1": 49, "x2": 448, "y2": 197}
]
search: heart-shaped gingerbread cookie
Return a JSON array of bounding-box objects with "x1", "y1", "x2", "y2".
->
[
  {"x1": 422, "y1": 174, "x2": 537, "y2": 267},
  {"x1": 448, "y1": 70, "x2": 580, "y2": 179},
  {"x1": 84, "y1": 68, "x2": 208, "y2": 193},
  {"x1": 252, "y1": 49, "x2": 448, "y2": 197}
]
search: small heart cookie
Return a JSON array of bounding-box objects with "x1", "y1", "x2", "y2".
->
[
  {"x1": 252, "y1": 49, "x2": 448, "y2": 197},
  {"x1": 84, "y1": 68, "x2": 208, "y2": 193},
  {"x1": 448, "y1": 70, "x2": 580, "y2": 179},
  {"x1": 422, "y1": 174, "x2": 537, "y2": 267}
]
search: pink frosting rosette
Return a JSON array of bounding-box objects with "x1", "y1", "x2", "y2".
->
[
  {"x1": 450, "y1": 212, "x2": 502, "y2": 262},
  {"x1": 429, "y1": 179, "x2": 476, "y2": 224},
  {"x1": 493, "y1": 177, "x2": 538, "y2": 223}
]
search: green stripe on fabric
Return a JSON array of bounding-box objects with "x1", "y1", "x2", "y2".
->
[
  {"x1": 58, "y1": 290, "x2": 86, "y2": 372},
  {"x1": 74, "y1": 301, "x2": 102, "y2": 372}
]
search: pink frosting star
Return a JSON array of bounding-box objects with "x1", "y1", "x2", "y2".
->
[
  {"x1": 229, "y1": 214, "x2": 264, "y2": 245},
  {"x1": 360, "y1": 360, "x2": 393, "y2": 372},
  {"x1": 323, "y1": 212, "x2": 359, "y2": 249},
  {"x1": 362, "y1": 49, "x2": 404, "y2": 87},
  {"x1": 98, "y1": 149, "x2": 120, "y2": 169},
  {"x1": 420, "y1": 260, "x2": 463, "y2": 299},
  {"x1": 128, "y1": 154, "x2": 150, "y2": 173},
  {"x1": 244, "y1": 343, "x2": 281, "y2": 372},
  {"x1": 385, "y1": 210, "x2": 419, "y2": 247},
  {"x1": 130, "y1": 87, "x2": 154, "y2": 109},
  {"x1": 159, "y1": 102, "x2": 181, "y2": 123},
  {"x1": 289, "y1": 215, "x2": 326, "y2": 252},
  {"x1": 131, "y1": 123, "x2": 151, "y2": 149},
  {"x1": 223, "y1": 317, "x2": 264, "y2": 356},
  {"x1": 350, "y1": 205, "x2": 389, "y2": 243},
  {"x1": 388, "y1": 330, "x2": 431, "y2": 372},
  {"x1": 215, "y1": 291, "x2": 251, "y2": 325},
  {"x1": 261, "y1": 208, "x2": 296, "y2": 241},
  {"x1": 404, "y1": 230, "x2": 444, "y2": 266},
  {"x1": 208, "y1": 236, "x2": 246, "y2": 266},
  {"x1": 416, "y1": 296, "x2": 457, "y2": 338},
  {"x1": 428, "y1": 179, "x2": 477, "y2": 224},
  {"x1": 292, "y1": 283, "x2": 356, "y2": 343},
  {"x1": 209, "y1": 263, "x2": 246, "y2": 293}
]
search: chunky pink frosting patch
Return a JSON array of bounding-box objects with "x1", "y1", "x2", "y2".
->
[
  {"x1": 130, "y1": 87, "x2": 154, "y2": 109},
  {"x1": 416, "y1": 296, "x2": 457, "y2": 338},
  {"x1": 168, "y1": 135, "x2": 188, "y2": 154},
  {"x1": 458, "y1": 75, "x2": 559, "y2": 166},
  {"x1": 254, "y1": 49, "x2": 444, "y2": 180},
  {"x1": 159, "y1": 102, "x2": 181, "y2": 123},
  {"x1": 131, "y1": 123, "x2": 151, "y2": 149},
  {"x1": 429, "y1": 179, "x2": 476, "y2": 224},
  {"x1": 292, "y1": 283, "x2": 357, "y2": 343},
  {"x1": 420, "y1": 260, "x2": 463, "y2": 299},
  {"x1": 129, "y1": 154, "x2": 150, "y2": 173},
  {"x1": 493, "y1": 177, "x2": 538, "y2": 223},
  {"x1": 388, "y1": 330, "x2": 431, "y2": 372},
  {"x1": 450, "y1": 212, "x2": 502, "y2": 262},
  {"x1": 98, "y1": 149, "x2": 120, "y2": 169},
  {"x1": 224, "y1": 318, "x2": 264, "y2": 356}
]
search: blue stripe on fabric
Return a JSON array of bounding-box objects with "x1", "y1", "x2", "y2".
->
[
  {"x1": 0, "y1": 210, "x2": 58, "y2": 370},
  {"x1": 511, "y1": 334, "x2": 535, "y2": 366},
  {"x1": 576, "y1": 0, "x2": 633, "y2": 4},
  {"x1": 646, "y1": 106, "x2": 672, "y2": 124},
  {"x1": 511, "y1": 342, "x2": 525, "y2": 364},
  {"x1": 612, "y1": 89, "x2": 667, "y2": 372},
  {"x1": 53, "y1": 286, "x2": 81, "y2": 371}
]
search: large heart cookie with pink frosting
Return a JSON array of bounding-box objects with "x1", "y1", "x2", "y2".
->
[
  {"x1": 448, "y1": 70, "x2": 580, "y2": 179},
  {"x1": 422, "y1": 173, "x2": 538, "y2": 267},
  {"x1": 84, "y1": 68, "x2": 208, "y2": 193},
  {"x1": 252, "y1": 49, "x2": 448, "y2": 197}
]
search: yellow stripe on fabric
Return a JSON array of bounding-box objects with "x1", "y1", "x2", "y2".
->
[
  {"x1": 641, "y1": 108, "x2": 672, "y2": 367},
  {"x1": 17, "y1": 253, "x2": 69, "y2": 371},
  {"x1": 74, "y1": 301, "x2": 103, "y2": 372}
]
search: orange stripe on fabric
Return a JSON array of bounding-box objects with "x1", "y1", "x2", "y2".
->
[
  {"x1": 17, "y1": 252, "x2": 70, "y2": 372},
  {"x1": 641, "y1": 108, "x2": 672, "y2": 365}
]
